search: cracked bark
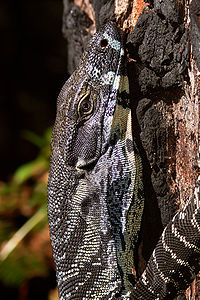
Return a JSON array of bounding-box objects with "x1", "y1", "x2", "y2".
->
[{"x1": 62, "y1": 0, "x2": 200, "y2": 298}]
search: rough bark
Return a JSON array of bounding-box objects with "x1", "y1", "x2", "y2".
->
[{"x1": 62, "y1": 0, "x2": 200, "y2": 298}]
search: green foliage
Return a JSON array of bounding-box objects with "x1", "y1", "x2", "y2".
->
[
  {"x1": 13, "y1": 159, "x2": 49, "y2": 185},
  {"x1": 0, "y1": 250, "x2": 47, "y2": 287},
  {"x1": 0, "y1": 128, "x2": 53, "y2": 295},
  {"x1": 13, "y1": 128, "x2": 52, "y2": 185}
]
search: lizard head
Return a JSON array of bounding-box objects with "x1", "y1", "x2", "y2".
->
[{"x1": 51, "y1": 21, "x2": 128, "y2": 173}]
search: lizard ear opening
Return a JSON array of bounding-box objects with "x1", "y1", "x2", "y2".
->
[{"x1": 100, "y1": 39, "x2": 108, "y2": 49}]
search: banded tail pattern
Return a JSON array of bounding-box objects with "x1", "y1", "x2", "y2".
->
[{"x1": 132, "y1": 172, "x2": 200, "y2": 299}]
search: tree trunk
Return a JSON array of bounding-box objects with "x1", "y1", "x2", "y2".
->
[{"x1": 62, "y1": 0, "x2": 200, "y2": 298}]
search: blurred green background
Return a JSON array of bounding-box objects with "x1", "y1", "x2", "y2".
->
[{"x1": 0, "y1": 0, "x2": 68, "y2": 299}]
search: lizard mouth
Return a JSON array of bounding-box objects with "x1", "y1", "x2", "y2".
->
[{"x1": 76, "y1": 156, "x2": 99, "y2": 173}]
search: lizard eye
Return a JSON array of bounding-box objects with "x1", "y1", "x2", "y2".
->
[
  {"x1": 100, "y1": 38, "x2": 108, "y2": 49},
  {"x1": 78, "y1": 93, "x2": 93, "y2": 118}
]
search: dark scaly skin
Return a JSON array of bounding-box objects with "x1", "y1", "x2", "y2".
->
[
  {"x1": 48, "y1": 20, "x2": 200, "y2": 300},
  {"x1": 48, "y1": 22, "x2": 144, "y2": 299}
]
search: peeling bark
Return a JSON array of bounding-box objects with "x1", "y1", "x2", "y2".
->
[{"x1": 115, "y1": 0, "x2": 150, "y2": 30}]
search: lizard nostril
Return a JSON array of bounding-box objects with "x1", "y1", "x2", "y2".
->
[{"x1": 100, "y1": 38, "x2": 108, "y2": 49}]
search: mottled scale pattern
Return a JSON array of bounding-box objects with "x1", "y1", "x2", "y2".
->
[
  {"x1": 48, "y1": 20, "x2": 200, "y2": 300},
  {"x1": 48, "y1": 22, "x2": 144, "y2": 299}
]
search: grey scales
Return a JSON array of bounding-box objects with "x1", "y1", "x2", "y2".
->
[{"x1": 48, "y1": 22, "x2": 200, "y2": 299}]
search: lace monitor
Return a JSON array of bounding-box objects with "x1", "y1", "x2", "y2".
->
[{"x1": 47, "y1": 22, "x2": 200, "y2": 299}]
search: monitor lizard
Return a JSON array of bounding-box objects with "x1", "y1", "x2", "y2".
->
[
  {"x1": 48, "y1": 21, "x2": 200, "y2": 299},
  {"x1": 48, "y1": 21, "x2": 144, "y2": 299}
]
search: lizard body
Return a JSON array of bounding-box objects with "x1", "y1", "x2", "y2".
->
[
  {"x1": 48, "y1": 22, "x2": 144, "y2": 299},
  {"x1": 48, "y1": 21, "x2": 200, "y2": 299}
]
